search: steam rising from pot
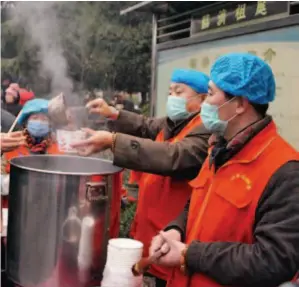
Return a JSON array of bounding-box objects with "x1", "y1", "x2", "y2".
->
[{"x1": 12, "y1": 2, "x2": 75, "y2": 102}]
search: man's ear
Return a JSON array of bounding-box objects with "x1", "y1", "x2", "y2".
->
[
  {"x1": 200, "y1": 93, "x2": 207, "y2": 103},
  {"x1": 236, "y1": 97, "x2": 249, "y2": 115}
]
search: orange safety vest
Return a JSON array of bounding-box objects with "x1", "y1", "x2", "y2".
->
[
  {"x1": 110, "y1": 172, "x2": 124, "y2": 238},
  {"x1": 124, "y1": 170, "x2": 143, "y2": 202},
  {"x1": 131, "y1": 114, "x2": 203, "y2": 281},
  {"x1": 4, "y1": 143, "x2": 63, "y2": 174},
  {"x1": 128, "y1": 170, "x2": 143, "y2": 185},
  {"x1": 167, "y1": 121, "x2": 299, "y2": 287}
]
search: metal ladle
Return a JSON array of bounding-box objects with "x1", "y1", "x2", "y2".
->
[{"x1": 48, "y1": 92, "x2": 69, "y2": 126}]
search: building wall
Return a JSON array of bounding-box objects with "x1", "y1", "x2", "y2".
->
[{"x1": 156, "y1": 25, "x2": 299, "y2": 149}]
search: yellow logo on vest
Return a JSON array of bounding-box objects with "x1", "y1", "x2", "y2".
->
[{"x1": 230, "y1": 173, "x2": 252, "y2": 190}]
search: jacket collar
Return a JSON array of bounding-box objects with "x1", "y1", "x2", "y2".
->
[
  {"x1": 209, "y1": 116, "x2": 276, "y2": 169},
  {"x1": 164, "y1": 112, "x2": 199, "y2": 140}
]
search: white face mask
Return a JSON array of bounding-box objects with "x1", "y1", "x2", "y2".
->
[
  {"x1": 166, "y1": 96, "x2": 190, "y2": 121},
  {"x1": 200, "y1": 97, "x2": 237, "y2": 135}
]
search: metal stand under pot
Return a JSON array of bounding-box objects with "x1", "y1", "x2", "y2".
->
[{"x1": 6, "y1": 155, "x2": 122, "y2": 287}]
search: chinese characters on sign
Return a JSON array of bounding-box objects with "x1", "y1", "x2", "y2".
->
[
  {"x1": 190, "y1": 48, "x2": 276, "y2": 70},
  {"x1": 263, "y1": 48, "x2": 276, "y2": 63},
  {"x1": 217, "y1": 9, "x2": 227, "y2": 26},
  {"x1": 201, "y1": 14, "x2": 211, "y2": 30},
  {"x1": 189, "y1": 58, "x2": 197, "y2": 69},
  {"x1": 235, "y1": 4, "x2": 247, "y2": 21},
  {"x1": 192, "y1": 1, "x2": 288, "y2": 34},
  {"x1": 255, "y1": 1, "x2": 267, "y2": 16}
]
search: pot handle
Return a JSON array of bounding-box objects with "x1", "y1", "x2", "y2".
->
[{"x1": 85, "y1": 182, "x2": 108, "y2": 203}]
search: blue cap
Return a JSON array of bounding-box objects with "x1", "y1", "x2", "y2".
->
[
  {"x1": 210, "y1": 53, "x2": 276, "y2": 104},
  {"x1": 171, "y1": 69, "x2": 209, "y2": 94},
  {"x1": 18, "y1": 99, "x2": 49, "y2": 125}
]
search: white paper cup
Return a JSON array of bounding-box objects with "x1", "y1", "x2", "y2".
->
[
  {"x1": 102, "y1": 266, "x2": 143, "y2": 287},
  {"x1": 56, "y1": 129, "x2": 86, "y2": 153},
  {"x1": 108, "y1": 238, "x2": 143, "y2": 249},
  {"x1": 102, "y1": 238, "x2": 144, "y2": 286},
  {"x1": 105, "y1": 238, "x2": 143, "y2": 268},
  {"x1": 1, "y1": 208, "x2": 8, "y2": 237}
]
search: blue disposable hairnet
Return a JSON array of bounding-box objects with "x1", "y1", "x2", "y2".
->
[
  {"x1": 18, "y1": 98, "x2": 49, "y2": 125},
  {"x1": 171, "y1": 69, "x2": 210, "y2": 94},
  {"x1": 210, "y1": 53, "x2": 276, "y2": 104}
]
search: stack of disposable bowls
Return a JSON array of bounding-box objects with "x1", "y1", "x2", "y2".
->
[{"x1": 101, "y1": 238, "x2": 143, "y2": 287}]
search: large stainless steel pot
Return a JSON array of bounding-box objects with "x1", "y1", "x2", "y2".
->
[{"x1": 6, "y1": 155, "x2": 122, "y2": 287}]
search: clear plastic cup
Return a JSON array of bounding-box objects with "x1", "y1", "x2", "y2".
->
[{"x1": 56, "y1": 129, "x2": 86, "y2": 153}]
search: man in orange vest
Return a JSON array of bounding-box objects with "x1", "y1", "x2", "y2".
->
[
  {"x1": 72, "y1": 69, "x2": 210, "y2": 286},
  {"x1": 149, "y1": 53, "x2": 299, "y2": 287}
]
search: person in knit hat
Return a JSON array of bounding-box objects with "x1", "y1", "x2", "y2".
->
[{"x1": 2, "y1": 99, "x2": 63, "y2": 177}]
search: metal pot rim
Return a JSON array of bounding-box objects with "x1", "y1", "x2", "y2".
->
[{"x1": 10, "y1": 155, "x2": 123, "y2": 176}]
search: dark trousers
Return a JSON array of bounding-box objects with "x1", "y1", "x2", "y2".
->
[{"x1": 144, "y1": 272, "x2": 167, "y2": 287}]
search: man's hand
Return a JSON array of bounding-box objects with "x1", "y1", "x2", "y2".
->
[
  {"x1": 150, "y1": 229, "x2": 182, "y2": 262},
  {"x1": 86, "y1": 98, "x2": 119, "y2": 119},
  {"x1": 70, "y1": 128, "x2": 113, "y2": 156},
  {"x1": 0, "y1": 131, "x2": 25, "y2": 152},
  {"x1": 152, "y1": 231, "x2": 186, "y2": 267}
]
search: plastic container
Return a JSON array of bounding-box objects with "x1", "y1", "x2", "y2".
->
[{"x1": 56, "y1": 129, "x2": 86, "y2": 153}]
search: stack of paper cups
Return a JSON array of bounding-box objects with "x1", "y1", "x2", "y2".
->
[
  {"x1": 77, "y1": 216, "x2": 95, "y2": 283},
  {"x1": 1, "y1": 208, "x2": 8, "y2": 237},
  {"x1": 101, "y1": 238, "x2": 143, "y2": 287}
]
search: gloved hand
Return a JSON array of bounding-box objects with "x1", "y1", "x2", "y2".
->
[{"x1": 1, "y1": 174, "x2": 10, "y2": 196}]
